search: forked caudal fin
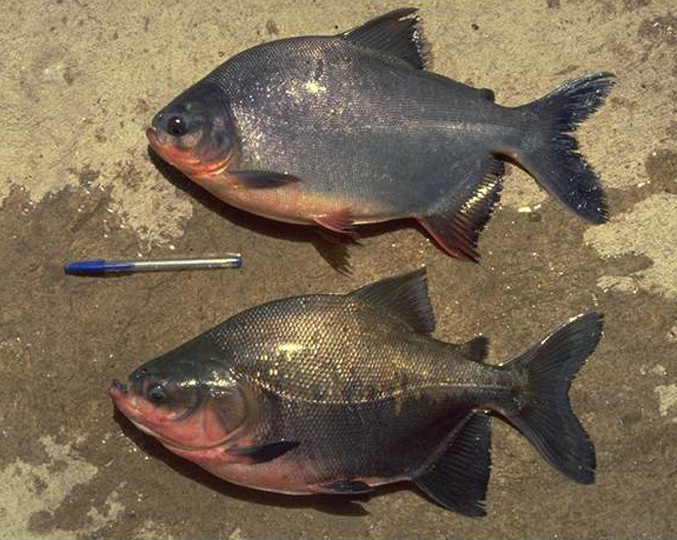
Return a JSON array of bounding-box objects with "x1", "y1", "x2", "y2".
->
[
  {"x1": 511, "y1": 73, "x2": 615, "y2": 223},
  {"x1": 412, "y1": 313, "x2": 601, "y2": 516},
  {"x1": 500, "y1": 312, "x2": 603, "y2": 484}
]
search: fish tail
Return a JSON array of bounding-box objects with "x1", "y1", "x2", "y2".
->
[
  {"x1": 499, "y1": 312, "x2": 603, "y2": 484},
  {"x1": 511, "y1": 72, "x2": 615, "y2": 223}
]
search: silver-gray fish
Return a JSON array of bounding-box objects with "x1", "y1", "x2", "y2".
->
[
  {"x1": 110, "y1": 269, "x2": 603, "y2": 515},
  {"x1": 146, "y1": 8, "x2": 614, "y2": 261}
]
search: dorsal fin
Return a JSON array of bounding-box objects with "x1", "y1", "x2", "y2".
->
[
  {"x1": 342, "y1": 8, "x2": 429, "y2": 70},
  {"x1": 349, "y1": 268, "x2": 435, "y2": 334},
  {"x1": 419, "y1": 156, "x2": 504, "y2": 262}
]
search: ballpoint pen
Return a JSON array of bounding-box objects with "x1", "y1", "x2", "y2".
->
[{"x1": 64, "y1": 254, "x2": 242, "y2": 275}]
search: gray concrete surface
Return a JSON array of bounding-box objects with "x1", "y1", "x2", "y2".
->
[{"x1": 1, "y1": 0, "x2": 676, "y2": 538}]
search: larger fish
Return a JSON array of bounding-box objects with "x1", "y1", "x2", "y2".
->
[
  {"x1": 110, "y1": 269, "x2": 602, "y2": 515},
  {"x1": 146, "y1": 8, "x2": 614, "y2": 261}
]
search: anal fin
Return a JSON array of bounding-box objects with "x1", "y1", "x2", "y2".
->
[
  {"x1": 313, "y1": 236, "x2": 353, "y2": 276},
  {"x1": 415, "y1": 413, "x2": 492, "y2": 517},
  {"x1": 418, "y1": 156, "x2": 504, "y2": 262}
]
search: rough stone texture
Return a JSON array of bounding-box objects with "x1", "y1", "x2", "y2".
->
[{"x1": 1, "y1": 0, "x2": 676, "y2": 538}]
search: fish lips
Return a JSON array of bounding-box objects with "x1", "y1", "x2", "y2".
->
[
  {"x1": 109, "y1": 379, "x2": 148, "y2": 433},
  {"x1": 109, "y1": 379, "x2": 128, "y2": 399},
  {"x1": 146, "y1": 127, "x2": 172, "y2": 162},
  {"x1": 109, "y1": 379, "x2": 136, "y2": 418}
]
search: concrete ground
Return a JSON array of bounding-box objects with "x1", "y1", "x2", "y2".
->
[{"x1": 1, "y1": 0, "x2": 676, "y2": 538}]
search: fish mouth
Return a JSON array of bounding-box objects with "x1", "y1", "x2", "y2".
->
[
  {"x1": 146, "y1": 127, "x2": 179, "y2": 165},
  {"x1": 146, "y1": 127, "x2": 233, "y2": 179},
  {"x1": 110, "y1": 379, "x2": 128, "y2": 398},
  {"x1": 145, "y1": 127, "x2": 161, "y2": 148}
]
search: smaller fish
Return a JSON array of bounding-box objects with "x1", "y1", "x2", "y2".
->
[{"x1": 111, "y1": 269, "x2": 603, "y2": 515}]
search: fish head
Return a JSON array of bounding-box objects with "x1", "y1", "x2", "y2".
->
[
  {"x1": 110, "y1": 336, "x2": 256, "y2": 452},
  {"x1": 146, "y1": 82, "x2": 239, "y2": 179}
]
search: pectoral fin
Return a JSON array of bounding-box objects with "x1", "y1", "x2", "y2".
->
[
  {"x1": 228, "y1": 440, "x2": 300, "y2": 464},
  {"x1": 318, "y1": 480, "x2": 373, "y2": 494},
  {"x1": 231, "y1": 171, "x2": 301, "y2": 189}
]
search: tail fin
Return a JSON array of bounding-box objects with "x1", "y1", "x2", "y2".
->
[
  {"x1": 512, "y1": 73, "x2": 614, "y2": 223},
  {"x1": 501, "y1": 312, "x2": 603, "y2": 484}
]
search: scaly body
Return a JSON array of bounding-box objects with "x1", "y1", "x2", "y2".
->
[{"x1": 111, "y1": 270, "x2": 602, "y2": 515}]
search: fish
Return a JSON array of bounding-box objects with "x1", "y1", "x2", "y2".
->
[
  {"x1": 146, "y1": 8, "x2": 614, "y2": 261},
  {"x1": 110, "y1": 269, "x2": 603, "y2": 515}
]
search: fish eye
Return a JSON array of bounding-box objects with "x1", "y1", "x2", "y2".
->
[
  {"x1": 166, "y1": 115, "x2": 188, "y2": 137},
  {"x1": 147, "y1": 383, "x2": 169, "y2": 404}
]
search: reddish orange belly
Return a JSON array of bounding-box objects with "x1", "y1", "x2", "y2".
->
[{"x1": 190, "y1": 172, "x2": 397, "y2": 226}]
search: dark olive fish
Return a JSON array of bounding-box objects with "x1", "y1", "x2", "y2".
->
[
  {"x1": 111, "y1": 269, "x2": 602, "y2": 515},
  {"x1": 146, "y1": 8, "x2": 614, "y2": 261}
]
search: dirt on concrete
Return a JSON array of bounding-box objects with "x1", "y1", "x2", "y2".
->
[{"x1": 1, "y1": 0, "x2": 676, "y2": 538}]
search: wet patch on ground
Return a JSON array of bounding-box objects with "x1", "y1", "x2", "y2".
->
[{"x1": 585, "y1": 193, "x2": 677, "y2": 298}]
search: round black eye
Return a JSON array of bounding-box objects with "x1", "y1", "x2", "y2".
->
[
  {"x1": 166, "y1": 115, "x2": 188, "y2": 137},
  {"x1": 147, "y1": 383, "x2": 169, "y2": 404}
]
